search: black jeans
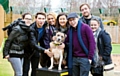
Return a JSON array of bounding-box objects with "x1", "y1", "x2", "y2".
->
[
  {"x1": 93, "y1": 73, "x2": 103, "y2": 76},
  {"x1": 40, "y1": 53, "x2": 50, "y2": 67},
  {"x1": 23, "y1": 56, "x2": 39, "y2": 76}
]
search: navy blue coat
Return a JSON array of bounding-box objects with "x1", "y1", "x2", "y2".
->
[
  {"x1": 97, "y1": 30, "x2": 112, "y2": 65},
  {"x1": 43, "y1": 24, "x2": 56, "y2": 49},
  {"x1": 91, "y1": 30, "x2": 112, "y2": 75}
]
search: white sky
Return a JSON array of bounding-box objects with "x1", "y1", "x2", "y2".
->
[
  {"x1": 49, "y1": 0, "x2": 61, "y2": 12},
  {"x1": 50, "y1": 0, "x2": 61, "y2": 8}
]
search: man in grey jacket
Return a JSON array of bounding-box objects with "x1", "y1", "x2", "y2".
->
[{"x1": 79, "y1": 3, "x2": 104, "y2": 29}]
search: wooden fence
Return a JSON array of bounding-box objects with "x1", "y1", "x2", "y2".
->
[{"x1": 104, "y1": 26, "x2": 120, "y2": 44}]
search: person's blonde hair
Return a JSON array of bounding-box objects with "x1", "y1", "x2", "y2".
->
[
  {"x1": 47, "y1": 12, "x2": 57, "y2": 25},
  {"x1": 47, "y1": 12, "x2": 57, "y2": 19}
]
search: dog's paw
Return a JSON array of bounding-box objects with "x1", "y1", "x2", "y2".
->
[
  {"x1": 58, "y1": 67, "x2": 62, "y2": 70},
  {"x1": 39, "y1": 66, "x2": 42, "y2": 68},
  {"x1": 39, "y1": 63, "x2": 42, "y2": 68},
  {"x1": 48, "y1": 66, "x2": 53, "y2": 70}
]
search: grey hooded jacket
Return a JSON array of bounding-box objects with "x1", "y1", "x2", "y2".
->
[{"x1": 80, "y1": 15, "x2": 104, "y2": 29}]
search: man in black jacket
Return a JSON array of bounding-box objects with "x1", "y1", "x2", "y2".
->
[{"x1": 23, "y1": 12, "x2": 53, "y2": 76}]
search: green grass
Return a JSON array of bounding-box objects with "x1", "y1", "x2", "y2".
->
[
  {"x1": 0, "y1": 40, "x2": 120, "y2": 76},
  {"x1": 0, "y1": 51, "x2": 14, "y2": 76},
  {"x1": 112, "y1": 44, "x2": 120, "y2": 54},
  {"x1": 0, "y1": 38, "x2": 14, "y2": 76}
]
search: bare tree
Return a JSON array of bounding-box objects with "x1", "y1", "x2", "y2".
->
[{"x1": 9, "y1": 0, "x2": 120, "y2": 16}]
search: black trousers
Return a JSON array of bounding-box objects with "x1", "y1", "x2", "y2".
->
[
  {"x1": 23, "y1": 56, "x2": 39, "y2": 76},
  {"x1": 40, "y1": 53, "x2": 50, "y2": 67},
  {"x1": 93, "y1": 73, "x2": 103, "y2": 76}
]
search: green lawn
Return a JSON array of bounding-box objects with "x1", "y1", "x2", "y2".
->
[
  {"x1": 0, "y1": 38, "x2": 14, "y2": 76},
  {"x1": 0, "y1": 44, "x2": 120, "y2": 76},
  {"x1": 0, "y1": 51, "x2": 14, "y2": 76},
  {"x1": 112, "y1": 44, "x2": 120, "y2": 54}
]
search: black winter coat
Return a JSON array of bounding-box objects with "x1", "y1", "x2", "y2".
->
[
  {"x1": 97, "y1": 30, "x2": 112, "y2": 65},
  {"x1": 28, "y1": 22, "x2": 47, "y2": 57},
  {"x1": 91, "y1": 30, "x2": 112, "y2": 74},
  {"x1": 43, "y1": 24, "x2": 56, "y2": 49},
  {"x1": 3, "y1": 21, "x2": 29, "y2": 58}
]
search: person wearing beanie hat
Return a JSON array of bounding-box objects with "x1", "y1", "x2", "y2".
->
[{"x1": 65, "y1": 12, "x2": 95, "y2": 76}]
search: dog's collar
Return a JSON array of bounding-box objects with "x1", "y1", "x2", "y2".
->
[{"x1": 53, "y1": 42, "x2": 62, "y2": 46}]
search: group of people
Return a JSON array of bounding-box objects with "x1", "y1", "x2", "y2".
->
[{"x1": 3, "y1": 3, "x2": 112, "y2": 76}]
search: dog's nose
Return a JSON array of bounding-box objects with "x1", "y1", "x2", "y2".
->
[{"x1": 58, "y1": 39, "x2": 60, "y2": 41}]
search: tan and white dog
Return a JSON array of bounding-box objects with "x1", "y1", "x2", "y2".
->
[{"x1": 48, "y1": 32, "x2": 67, "y2": 70}]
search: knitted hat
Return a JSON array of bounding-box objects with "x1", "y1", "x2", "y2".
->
[{"x1": 67, "y1": 12, "x2": 78, "y2": 20}]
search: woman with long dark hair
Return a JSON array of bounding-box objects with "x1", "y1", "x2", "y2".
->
[{"x1": 56, "y1": 13, "x2": 69, "y2": 34}]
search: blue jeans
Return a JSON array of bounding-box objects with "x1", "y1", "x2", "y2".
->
[
  {"x1": 72, "y1": 57, "x2": 91, "y2": 76},
  {"x1": 8, "y1": 57, "x2": 23, "y2": 76}
]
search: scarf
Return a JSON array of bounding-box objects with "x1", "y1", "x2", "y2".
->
[
  {"x1": 93, "y1": 27, "x2": 103, "y2": 67},
  {"x1": 68, "y1": 20, "x2": 89, "y2": 75},
  {"x1": 60, "y1": 26, "x2": 67, "y2": 33}
]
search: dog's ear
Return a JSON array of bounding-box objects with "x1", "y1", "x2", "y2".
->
[
  {"x1": 61, "y1": 34, "x2": 67, "y2": 42},
  {"x1": 64, "y1": 34, "x2": 67, "y2": 38},
  {"x1": 53, "y1": 30, "x2": 58, "y2": 36},
  {"x1": 52, "y1": 35, "x2": 57, "y2": 41}
]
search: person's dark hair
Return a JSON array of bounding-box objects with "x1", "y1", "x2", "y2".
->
[
  {"x1": 79, "y1": 3, "x2": 90, "y2": 11},
  {"x1": 90, "y1": 18, "x2": 100, "y2": 24},
  {"x1": 56, "y1": 13, "x2": 69, "y2": 30},
  {"x1": 22, "y1": 13, "x2": 31, "y2": 19},
  {"x1": 35, "y1": 12, "x2": 46, "y2": 19}
]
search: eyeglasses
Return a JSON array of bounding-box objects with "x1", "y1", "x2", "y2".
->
[{"x1": 24, "y1": 18, "x2": 32, "y2": 20}]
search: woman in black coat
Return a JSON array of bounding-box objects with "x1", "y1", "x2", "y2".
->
[
  {"x1": 90, "y1": 18, "x2": 112, "y2": 76},
  {"x1": 3, "y1": 13, "x2": 32, "y2": 76}
]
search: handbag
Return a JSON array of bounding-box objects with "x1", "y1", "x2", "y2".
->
[
  {"x1": 104, "y1": 63, "x2": 114, "y2": 71},
  {"x1": 103, "y1": 63, "x2": 114, "y2": 76}
]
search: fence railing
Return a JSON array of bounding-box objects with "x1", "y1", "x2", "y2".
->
[{"x1": 104, "y1": 26, "x2": 120, "y2": 44}]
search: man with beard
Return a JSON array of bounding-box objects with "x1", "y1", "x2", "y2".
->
[{"x1": 79, "y1": 3, "x2": 104, "y2": 29}]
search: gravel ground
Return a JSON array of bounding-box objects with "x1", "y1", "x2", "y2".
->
[
  {"x1": 112, "y1": 54, "x2": 120, "y2": 71},
  {"x1": 89, "y1": 54, "x2": 120, "y2": 76}
]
